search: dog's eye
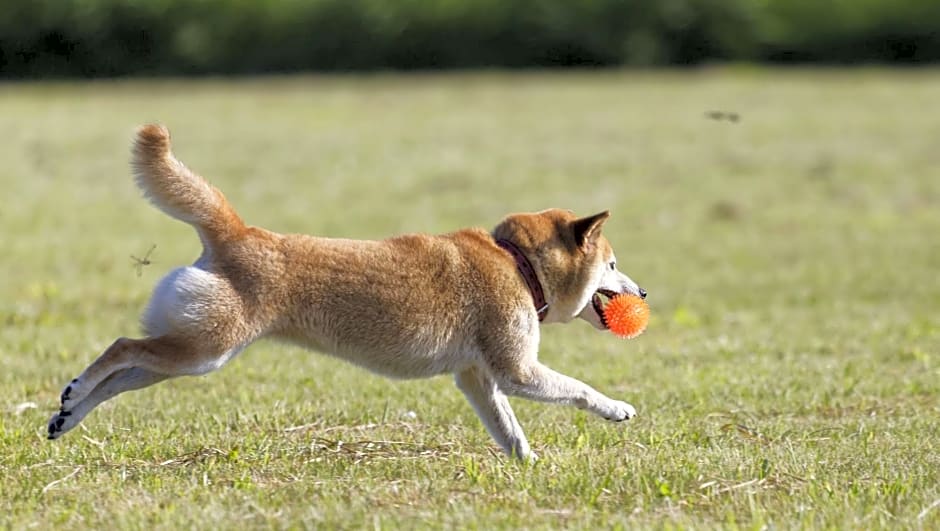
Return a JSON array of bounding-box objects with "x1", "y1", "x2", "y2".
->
[{"x1": 608, "y1": 261, "x2": 616, "y2": 270}]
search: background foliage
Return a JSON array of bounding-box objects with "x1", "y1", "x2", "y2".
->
[{"x1": 1, "y1": 0, "x2": 939, "y2": 78}]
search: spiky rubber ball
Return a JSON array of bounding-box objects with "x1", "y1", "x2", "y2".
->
[{"x1": 604, "y1": 294, "x2": 649, "y2": 339}]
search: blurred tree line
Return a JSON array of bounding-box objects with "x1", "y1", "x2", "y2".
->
[{"x1": 1, "y1": 0, "x2": 938, "y2": 78}]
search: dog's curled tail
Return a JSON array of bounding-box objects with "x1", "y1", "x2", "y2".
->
[{"x1": 132, "y1": 124, "x2": 245, "y2": 244}]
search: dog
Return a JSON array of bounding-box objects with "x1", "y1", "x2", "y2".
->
[{"x1": 47, "y1": 125, "x2": 646, "y2": 460}]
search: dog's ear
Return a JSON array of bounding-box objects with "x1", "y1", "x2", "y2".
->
[{"x1": 571, "y1": 210, "x2": 610, "y2": 249}]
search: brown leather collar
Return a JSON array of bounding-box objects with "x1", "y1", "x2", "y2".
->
[{"x1": 495, "y1": 238, "x2": 549, "y2": 322}]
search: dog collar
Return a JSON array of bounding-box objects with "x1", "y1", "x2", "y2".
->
[{"x1": 495, "y1": 238, "x2": 549, "y2": 322}]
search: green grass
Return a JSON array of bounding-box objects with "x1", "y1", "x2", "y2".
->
[{"x1": 1, "y1": 69, "x2": 939, "y2": 529}]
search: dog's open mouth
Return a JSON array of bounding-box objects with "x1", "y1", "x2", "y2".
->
[{"x1": 591, "y1": 289, "x2": 619, "y2": 329}]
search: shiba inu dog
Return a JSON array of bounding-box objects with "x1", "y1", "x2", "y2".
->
[{"x1": 47, "y1": 125, "x2": 646, "y2": 460}]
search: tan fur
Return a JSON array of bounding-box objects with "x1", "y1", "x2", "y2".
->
[{"x1": 48, "y1": 125, "x2": 646, "y2": 460}]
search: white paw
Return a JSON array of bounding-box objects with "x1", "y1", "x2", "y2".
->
[
  {"x1": 47, "y1": 410, "x2": 78, "y2": 439},
  {"x1": 59, "y1": 378, "x2": 84, "y2": 411},
  {"x1": 604, "y1": 400, "x2": 637, "y2": 422},
  {"x1": 509, "y1": 440, "x2": 538, "y2": 462}
]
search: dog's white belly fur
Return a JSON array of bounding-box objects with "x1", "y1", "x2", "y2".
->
[{"x1": 278, "y1": 326, "x2": 478, "y2": 379}]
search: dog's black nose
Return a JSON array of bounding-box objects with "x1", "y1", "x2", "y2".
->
[{"x1": 639, "y1": 288, "x2": 647, "y2": 299}]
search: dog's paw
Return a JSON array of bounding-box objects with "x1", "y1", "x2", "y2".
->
[
  {"x1": 60, "y1": 378, "x2": 82, "y2": 410},
  {"x1": 603, "y1": 400, "x2": 637, "y2": 422},
  {"x1": 47, "y1": 410, "x2": 75, "y2": 440}
]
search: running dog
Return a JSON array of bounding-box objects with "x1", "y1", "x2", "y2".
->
[{"x1": 48, "y1": 125, "x2": 647, "y2": 460}]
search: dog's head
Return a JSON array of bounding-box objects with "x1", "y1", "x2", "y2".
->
[{"x1": 493, "y1": 208, "x2": 645, "y2": 330}]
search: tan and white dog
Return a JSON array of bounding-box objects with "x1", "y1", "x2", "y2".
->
[{"x1": 47, "y1": 125, "x2": 646, "y2": 460}]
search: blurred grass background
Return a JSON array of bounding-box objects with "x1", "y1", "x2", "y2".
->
[{"x1": 0, "y1": 70, "x2": 938, "y2": 528}]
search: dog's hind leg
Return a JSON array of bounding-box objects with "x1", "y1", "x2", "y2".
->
[
  {"x1": 58, "y1": 335, "x2": 241, "y2": 412},
  {"x1": 48, "y1": 368, "x2": 169, "y2": 439},
  {"x1": 455, "y1": 366, "x2": 535, "y2": 461}
]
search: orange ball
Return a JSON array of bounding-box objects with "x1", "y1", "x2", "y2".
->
[{"x1": 603, "y1": 294, "x2": 650, "y2": 339}]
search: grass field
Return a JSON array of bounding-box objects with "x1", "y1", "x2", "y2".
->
[{"x1": 1, "y1": 69, "x2": 938, "y2": 529}]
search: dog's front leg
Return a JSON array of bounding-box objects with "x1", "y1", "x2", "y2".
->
[
  {"x1": 455, "y1": 367, "x2": 536, "y2": 461},
  {"x1": 495, "y1": 362, "x2": 636, "y2": 422}
]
